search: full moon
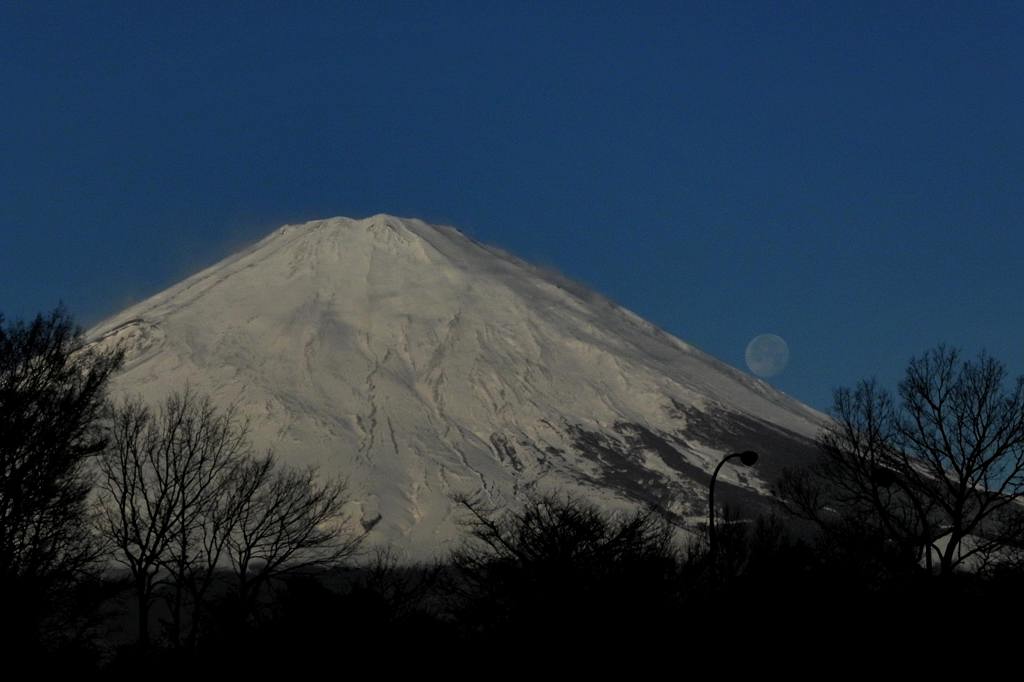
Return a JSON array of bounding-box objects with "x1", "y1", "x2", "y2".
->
[{"x1": 745, "y1": 334, "x2": 790, "y2": 378}]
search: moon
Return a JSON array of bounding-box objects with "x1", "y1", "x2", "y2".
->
[{"x1": 745, "y1": 334, "x2": 790, "y2": 378}]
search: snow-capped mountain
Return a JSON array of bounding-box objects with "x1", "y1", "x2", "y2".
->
[{"x1": 88, "y1": 215, "x2": 825, "y2": 558}]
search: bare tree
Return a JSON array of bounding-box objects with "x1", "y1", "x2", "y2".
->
[
  {"x1": 223, "y1": 453, "x2": 358, "y2": 620},
  {"x1": 95, "y1": 390, "x2": 250, "y2": 647},
  {"x1": 779, "y1": 345, "x2": 1024, "y2": 576},
  {"x1": 97, "y1": 388, "x2": 361, "y2": 645},
  {"x1": 96, "y1": 399, "x2": 166, "y2": 647},
  {"x1": 159, "y1": 392, "x2": 250, "y2": 647},
  {"x1": 0, "y1": 306, "x2": 123, "y2": 648},
  {"x1": 448, "y1": 493, "x2": 679, "y2": 637}
]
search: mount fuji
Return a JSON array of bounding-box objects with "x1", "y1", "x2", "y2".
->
[{"x1": 88, "y1": 215, "x2": 825, "y2": 558}]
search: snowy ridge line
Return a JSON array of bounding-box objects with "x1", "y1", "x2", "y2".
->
[{"x1": 89, "y1": 221, "x2": 312, "y2": 336}]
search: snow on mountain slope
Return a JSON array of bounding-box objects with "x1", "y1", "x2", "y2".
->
[{"x1": 88, "y1": 215, "x2": 827, "y2": 558}]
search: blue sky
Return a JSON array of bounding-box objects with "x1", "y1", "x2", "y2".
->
[{"x1": 2, "y1": 1, "x2": 1022, "y2": 411}]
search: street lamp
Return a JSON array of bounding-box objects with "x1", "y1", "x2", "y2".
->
[{"x1": 708, "y1": 450, "x2": 759, "y2": 559}]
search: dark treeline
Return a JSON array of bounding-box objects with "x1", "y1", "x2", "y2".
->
[{"x1": 3, "y1": 307, "x2": 1024, "y2": 671}]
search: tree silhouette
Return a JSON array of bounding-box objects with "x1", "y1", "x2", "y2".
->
[
  {"x1": 222, "y1": 453, "x2": 358, "y2": 623},
  {"x1": 0, "y1": 306, "x2": 123, "y2": 650},
  {"x1": 96, "y1": 389, "x2": 359, "y2": 647},
  {"x1": 95, "y1": 390, "x2": 251, "y2": 647},
  {"x1": 448, "y1": 493, "x2": 680, "y2": 648},
  {"x1": 779, "y1": 345, "x2": 1024, "y2": 576}
]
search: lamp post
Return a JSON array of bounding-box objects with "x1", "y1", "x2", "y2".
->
[{"x1": 708, "y1": 450, "x2": 759, "y2": 559}]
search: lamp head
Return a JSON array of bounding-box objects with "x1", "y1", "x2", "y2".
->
[{"x1": 739, "y1": 450, "x2": 759, "y2": 466}]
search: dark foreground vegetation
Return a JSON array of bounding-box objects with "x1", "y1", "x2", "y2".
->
[{"x1": 3, "y1": 307, "x2": 1024, "y2": 671}]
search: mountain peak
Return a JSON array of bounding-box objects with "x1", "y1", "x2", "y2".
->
[
  {"x1": 90, "y1": 215, "x2": 825, "y2": 558},
  {"x1": 279, "y1": 213, "x2": 453, "y2": 241},
  {"x1": 274, "y1": 213, "x2": 415, "y2": 241}
]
